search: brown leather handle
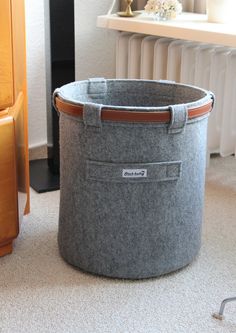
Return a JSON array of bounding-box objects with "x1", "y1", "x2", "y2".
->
[{"x1": 55, "y1": 96, "x2": 213, "y2": 123}]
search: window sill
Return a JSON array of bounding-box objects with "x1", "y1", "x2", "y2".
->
[{"x1": 97, "y1": 11, "x2": 236, "y2": 48}]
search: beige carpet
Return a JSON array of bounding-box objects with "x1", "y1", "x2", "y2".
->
[{"x1": 1, "y1": 156, "x2": 236, "y2": 333}]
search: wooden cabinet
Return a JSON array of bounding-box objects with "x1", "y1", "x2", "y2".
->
[
  {"x1": 0, "y1": 0, "x2": 27, "y2": 108},
  {"x1": 0, "y1": 0, "x2": 14, "y2": 109},
  {"x1": 0, "y1": 0, "x2": 30, "y2": 256}
]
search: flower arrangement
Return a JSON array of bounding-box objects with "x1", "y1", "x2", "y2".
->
[{"x1": 144, "y1": 0, "x2": 182, "y2": 20}]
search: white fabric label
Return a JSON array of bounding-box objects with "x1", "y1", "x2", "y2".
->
[{"x1": 122, "y1": 169, "x2": 147, "y2": 178}]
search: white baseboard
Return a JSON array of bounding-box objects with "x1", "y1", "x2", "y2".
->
[{"x1": 29, "y1": 144, "x2": 47, "y2": 161}]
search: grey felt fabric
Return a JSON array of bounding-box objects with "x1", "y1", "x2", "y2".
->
[{"x1": 55, "y1": 79, "x2": 213, "y2": 279}]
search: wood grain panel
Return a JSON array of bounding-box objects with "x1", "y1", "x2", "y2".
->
[
  {"x1": 0, "y1": 0, "x2": 14, "y2": 109},
  {"x1": 11, "y1": 0, "x2": 26, "y2": 99},
  {"x1": 0, "y1": 116, "x2": 19, "y2": 247},
  {"x1": 11, "y1": 0, "x2": 30, "y2": 214},
  {"x1": 8, "y1": 93, "x2": 28, "y2": 222}
]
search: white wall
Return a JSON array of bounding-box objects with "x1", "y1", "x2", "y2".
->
[
  {"x1": 75, "y1": 0, "x2": 118, "y2": 80},
  {"x1": 25, "y1": 0, "x2": 47, "y2": 149},
  {"x1": 25, "y1": 0, "x2": 117, "y2": 148}
]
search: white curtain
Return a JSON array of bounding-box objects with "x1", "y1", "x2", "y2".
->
[
  {"x1": 181, "y1": 0, "x2": 206, "y2": 13},
  {"x1": 121, "y1": 0, "x2": 206, "y2": 13}
]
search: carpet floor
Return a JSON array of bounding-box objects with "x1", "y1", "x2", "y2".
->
[{"x1": 0, "y1": 156, "x2": 236, "y2": 333}]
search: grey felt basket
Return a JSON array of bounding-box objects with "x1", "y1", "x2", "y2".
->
[{"x1": 54, "y1": 79, "x2": 214, "y2": 279}]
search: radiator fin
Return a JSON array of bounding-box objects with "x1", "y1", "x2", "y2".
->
[{"x1": 116, "y1": 33, "x2": 236, "y2": 156}]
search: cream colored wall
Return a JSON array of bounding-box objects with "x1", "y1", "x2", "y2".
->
[
  {"x1": 25, "y1": 0, "x2": 47, "y2": 149},
  {"x1": 74, "y1": 0, "x2": 118, "y2": 80}
]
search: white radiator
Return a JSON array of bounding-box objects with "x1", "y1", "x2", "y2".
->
[{"x1": 116, "y1": 32, "x2": 236, "y2": 157}]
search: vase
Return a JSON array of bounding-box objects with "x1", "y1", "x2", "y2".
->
[{"x1": 153, "y1": 11, "x2": 176, "y2": 21}]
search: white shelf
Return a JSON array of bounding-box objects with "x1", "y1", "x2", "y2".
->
[{"x1": 97, "y1": 12, "x2": 236, "y2": 48}]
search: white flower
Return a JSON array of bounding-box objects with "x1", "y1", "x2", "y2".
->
[{"x1": 144, "y1": 0, "x2": 182, "y2": 18}]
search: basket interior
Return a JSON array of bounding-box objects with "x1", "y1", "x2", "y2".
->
[{"x1": 59, "y1": 80, "x2": 208, "y2": 109}]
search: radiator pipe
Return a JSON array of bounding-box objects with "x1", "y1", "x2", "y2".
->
[{"x1": 212, "y1": 297, "x2": 236, "y2": 320}]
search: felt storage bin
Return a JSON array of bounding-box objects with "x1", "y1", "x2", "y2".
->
[{"x1": 54, "y1": 79, "x2": 214, "y2": 279}]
